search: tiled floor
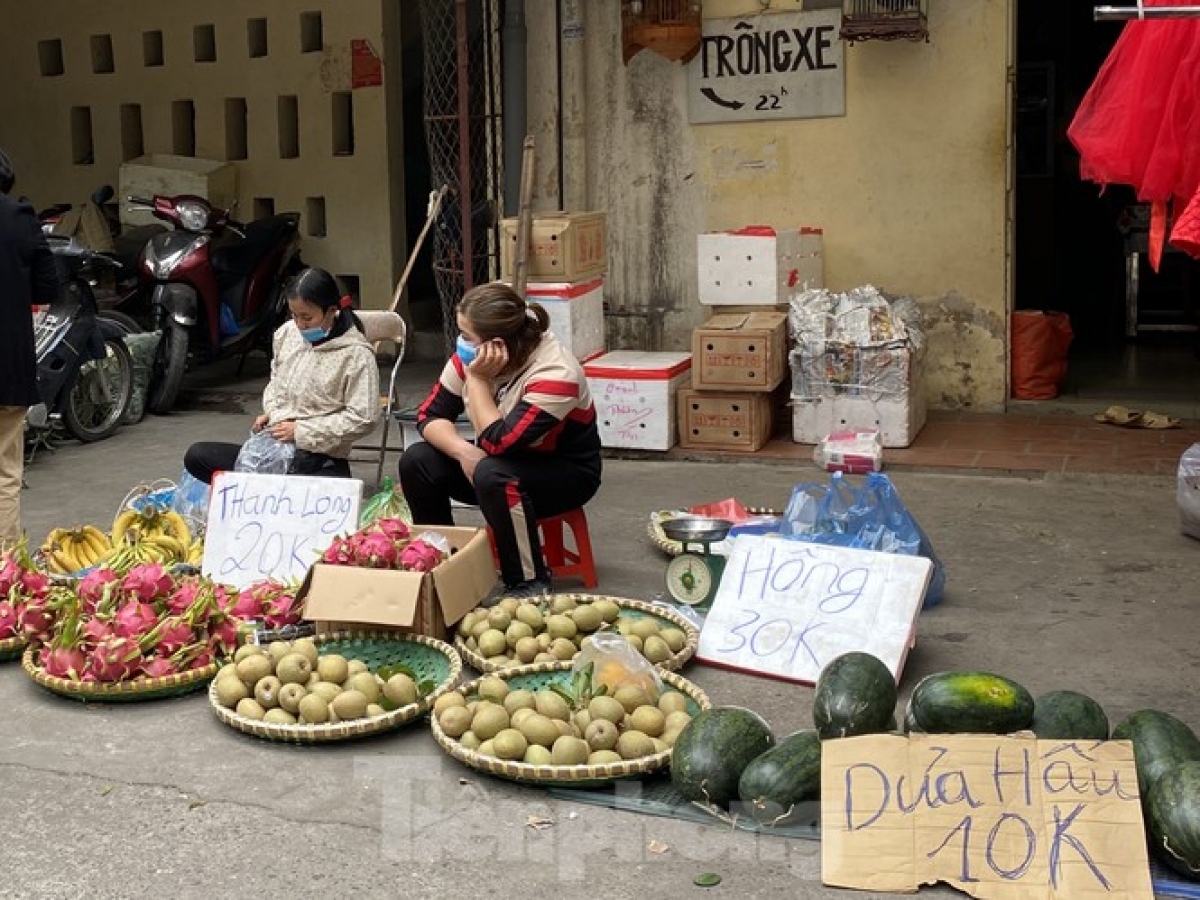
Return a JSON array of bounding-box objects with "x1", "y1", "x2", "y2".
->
[{"x1": 662, "y1": 411, "x2": 1200, "y2": 477}]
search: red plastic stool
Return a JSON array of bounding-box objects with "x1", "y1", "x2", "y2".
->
[{"x1": 488, "y1": 507, "x2": 598, "y2": 588}]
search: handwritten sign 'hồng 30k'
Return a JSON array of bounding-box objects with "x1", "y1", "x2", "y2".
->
[
  {"x1": 821, "y1": 734, "x2": 1154, "y2": 899},
  {"x1": 201, "y1": 472, "x2": 361, "y2": 590},
  {"x1": 696, "y1": 535, "x2": 932, "y2": 684}
]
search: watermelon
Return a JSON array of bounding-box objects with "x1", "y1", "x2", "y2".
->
[
  {"x1": 1145, "y1": 760, "x2": 1200, "y2": 879},
  {"x1": 671, "y1": 706, "x2": 774, "y2": 808},
  {"x1": 906, "y1": 671, "x2": 1034, "y2": 735},
  {"x1": 812, "y1": 651, "x2": 897, "y2": 740},
  {"x1": 1030, "y1": 690, "x2": 1109, "y2": 741},
  {"x1": 737, "y1": 729, "x2": 822, "y2": 823},
  {"x1": 1112, "y1": 709, "x2": 1200, "y2": 799}
]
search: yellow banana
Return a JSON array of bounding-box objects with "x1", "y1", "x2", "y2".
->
[
  {"x1": 162, "y1": 511, "x2": 191, "y2": 545},
  {"x1": 111, "y1": 509, "x2": 139, "y2": 545},
  {"x1": 68, "y1": 533, "x2": 96, "y2": 569},
  {"x1": 50, "y1": 546, "x2": 79, "y2": 574},
  {"x1": 144, "y1": 534, "x2": 185, "y2": 561},
  {"x1": 187, "y1": 539, "x2": 204, "y2": 564},
  {"x1": 81, "y1": 525, "x2": 113, "y2": 557}
]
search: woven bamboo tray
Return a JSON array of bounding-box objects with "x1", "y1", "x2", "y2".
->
[
  {"x1": 454, "y1": 594, "x2": 699, "y2": 674},
  {"x1": 209, "y1": 631, "x2": 462, "y2": 744},
  {"x1": 648, "y1": 508, "x2": 780, "y2": 557},
  {"x1": 0, "y1": 635, "x2": 28, "y2": 662},
  {"x1": 22, "y1": 648, "x2": 218, "y2": 702},
  {"x1": 431, "y1": 661, "x2": 711, "y2": 788}
]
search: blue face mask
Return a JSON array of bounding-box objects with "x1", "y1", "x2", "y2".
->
[
  {"x1": 300, "y1": 325, "x2": 330, "y2": 344},
  {"x1": 455, "y1": 334, "x2": 478, "y2": 366}
]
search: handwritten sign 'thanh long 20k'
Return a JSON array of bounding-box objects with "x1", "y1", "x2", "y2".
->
[
  {"x1": 821, "y1": 734, "x2": 1153, "y2": 899},
  {"x1": 696, "y1": 534, "x2": 931, "y2": 684},
  {"x1": 201, "y1": 472, "x2": 361, "y2": 590}
]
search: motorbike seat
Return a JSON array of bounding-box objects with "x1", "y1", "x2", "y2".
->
[{"x1": 213, "y1": 213, "x2": 299, "y2": 278}]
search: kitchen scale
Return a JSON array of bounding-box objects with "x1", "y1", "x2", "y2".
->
[{"x1": 660, "y1": 516, "x2": 733, "y2": 610}]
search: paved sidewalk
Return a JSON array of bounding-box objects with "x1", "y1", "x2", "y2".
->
[{"x1": 6, "y1": 361, "x2": 1198, "y2": 898}]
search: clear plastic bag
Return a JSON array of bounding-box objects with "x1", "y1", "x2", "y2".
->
[
  {"x1": 1178, "y1": 443, "x2": 1200, "y2": 539},
  {"x1": 573, "y1": 630, "x2": 663, "y2": 700},
  {"x1": 234, "y1": 430, "x2": 295, "y2": 475},
  {"x1": 172, "y1": 469, "x2": 211, "y2": 536},
  {"x1": 359, "y1": 477, "x2": 414, "y2": 528}
]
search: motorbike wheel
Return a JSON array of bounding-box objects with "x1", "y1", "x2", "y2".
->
[
  {"x1": 97, "y1": 310, "x2": 143, "y2": 335},
  {"x1": 146, "y1": 323, "x2": 188, "y2": 415},
  {"x1": 62, "y1": 336, "x2": 135, "y2": 443}
]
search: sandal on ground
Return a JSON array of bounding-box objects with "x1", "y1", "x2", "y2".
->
[
  {"x1": 1141, "y1": 411, "x2": 1182, "y2": 429},
  {"x1": 1093, "y1": 405, "x2": 1144, "y2": 427}
]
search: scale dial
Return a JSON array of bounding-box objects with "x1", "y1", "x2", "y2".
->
[{"x1": 665, "y1": 552, "x2": 714, "y2": 606}]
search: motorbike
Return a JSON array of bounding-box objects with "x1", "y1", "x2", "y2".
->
[
  {"x1": 26, "y1": 236, "x2": 135, "y2": 455},
  {"x1": 125, "y1": 193, "x2": 303, "y2": 415}
]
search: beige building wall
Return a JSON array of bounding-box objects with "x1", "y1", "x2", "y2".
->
[
  {"x1": 529, "y1": 0, "x2": 1014, "y2": 411},
  {"x1": 0, "y1": 0, "x2": 405, "y2": 314}
]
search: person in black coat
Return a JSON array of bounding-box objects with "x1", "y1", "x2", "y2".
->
[{"x1": 0, "y1": 148, "x2": 60, "y2": 547}]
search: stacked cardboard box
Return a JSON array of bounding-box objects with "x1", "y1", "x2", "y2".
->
[{"x1": 501, "y1": 212, "x2": 608, "y2": 362}]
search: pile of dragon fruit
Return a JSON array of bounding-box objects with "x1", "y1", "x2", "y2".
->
[
  {"x1": 319, "y1": 518, "x2": 448, "y2": 573},
  {"x1": 3, "y1": 543, "x2": 305, "y2": 683}
]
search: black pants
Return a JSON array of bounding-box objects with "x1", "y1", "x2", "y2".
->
[
  {"x1": 184, "y1": 441, "x2": 352, "y2": 485},
  {"x1": 398, "y1": 441, "x2": 600, "y2": 587}
]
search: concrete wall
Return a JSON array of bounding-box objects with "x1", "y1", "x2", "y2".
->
[
  {"x1": 0, "y1": 0, "x2": 405, "y2": 314},
  {"x1": 527, "y1": 0, "x2": 1014, "y2": 411}
]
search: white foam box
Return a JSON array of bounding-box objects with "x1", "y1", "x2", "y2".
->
[
  {"x1": 697, "y1": 226, "x2": 824, "y2": 306},
  {"x1": 119, "y1": 154, "x2": 237, "y2": 228},
  {"x1": 507, "y1": 276, "x2": 606, "y2": 362},
  {"x1": 583, "y1": 351, "x2": 693, "y2": 451},
  {"x1": 791, "y1": 371, "x2": 927, "y2": 449}
]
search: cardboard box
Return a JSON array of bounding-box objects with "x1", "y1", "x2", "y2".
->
[
  {"x1": 583, "y1": 351, "x2": 692, "y2": 451},
  {"x1": 298, "y1": 525, "x2": 496, "y2": 640},
  {"x1": 507, "y1": 276, "x2": 606, "y2": 362},
  {"x1": 500, "y1": 212, "x2": 607, "y2": 282},
  {"x1": 119, "y1": 154, "x2": 237, "y2": 228},
  {"x1": 692, "y1": 311, "x2": 788, "y2": 392},
  {"x1": 697, "y1": 226, "x2": 823, "y2": 306},
  {"x1": 676, "y1": 389, "x2": 774, "y2": 451}
]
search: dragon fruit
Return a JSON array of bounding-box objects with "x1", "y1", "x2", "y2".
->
[
  {"x1": 0, "y1": 554, "x2": 23, "y2": 596},
  {"x1": 0, "y1": 600, "x2": 19, "y2": 639},
  {"x1": 41, "y1": 646, "x2": 87, "y2": 680},
  {"x1": 20, "y1": 598, "x2": 55, "y2": 644},
  {"x1": 19, "y1": 568, "x2": 51, "y2": 598},
  {"x1": 120, "y1": 563, "x2": 173, "y2": 603},
  {"x1": 208, "y1": 616, "x2": 241, "y2": 655},
  {"x1": 81, "y1": 616, "x2": 114, "y2": 648},
  {"x1": 320, "y1": 535, "x2": 356, "y2": 566},
  {"x1": 87, "y1": 635, "x2": 142, "y2": 682},
  {"x1": 165, "y1": 578, "x2": 205, "y2": 616},
  {"x1": 373, "y1": 518, "x2": 411, "y2": 543},
  {"x1": 113, "y1": 601, "x2": 158, "y2": 641},
  {"x1": 152, "y1": 618, "x2": 195, "y2": 656},
  {"x1": 77, "y1": 568, "x2": 119, "y2": 612},
  {"x1": 352, "y1": 531, "x2": 401, "y2": 569},
  {"x1": 140, "y1": 656, "x2": 179, "y2": 679},
  {"x1": 399, "y1": 539, "x2": 445, "y2": 573}
]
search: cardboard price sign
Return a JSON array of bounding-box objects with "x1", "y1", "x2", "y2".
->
[
  {"x1": 696, "y1": 535, "x2": 932, "y2": 684},
  {"x1": 821, "y1": 734, "x2": 1153, "y2": 899},
  {"x1": 202, "y1": 472, "x2": 361, "y2": 590}
]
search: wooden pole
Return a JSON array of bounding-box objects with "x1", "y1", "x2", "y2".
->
[
  {"x1": 513, "y1": 135, "x2": 537, "y2": 297},
  {"x1": 388, "y1": 185, "x2": 449, "y2": 314}
]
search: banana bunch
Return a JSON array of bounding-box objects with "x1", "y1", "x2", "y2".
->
[
  {"x1": 102, "y1": 534, "x2": 189, "y2": 572},
  {"x1": 186, "y1": 538, "x2": 204, "y2": 565},
  {"x1": 41, "y1": 525, "x2": 113, "y2": 574},
  {"x1": 111, "y1": 506, "x2": 192, "y2": 548}
]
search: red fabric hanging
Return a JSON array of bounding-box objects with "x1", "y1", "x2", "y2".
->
[{"x1": 1068, "y1": 0, "x2": 1200, "y2": 265}]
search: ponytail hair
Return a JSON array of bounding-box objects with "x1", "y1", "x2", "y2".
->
[{"x1": 457, "y1": 282, "x2": 549, "y2": 371}]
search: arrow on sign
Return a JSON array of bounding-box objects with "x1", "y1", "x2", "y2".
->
[{"x1": 701, "y1": 88, "x2": 744, "y2": 111}]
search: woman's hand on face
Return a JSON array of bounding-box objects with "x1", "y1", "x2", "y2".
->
[
  {"x1": 269, "y1": 420, "x2": 297, "y2": 443},
  {"x1": 467, "y1": 339, "x2": 508, "y2": 380},
  {"x1": 252, "y1": 414, "x2": 270, "y2": 433}
]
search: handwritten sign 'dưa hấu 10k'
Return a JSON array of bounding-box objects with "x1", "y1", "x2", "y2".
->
[
  {"x1": 821, "y1": 734, "x2": 1154, "y2": 899},
  {"x1": 201, "y1": 472, "x2": 362, "y2": 590},
  {"x1": 696, "y1": 534, "x2": 932, "y2": 684}
]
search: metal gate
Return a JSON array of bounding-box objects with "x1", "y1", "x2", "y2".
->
[{"x1": 420, "y1": 0, "x2": 505, "y2": 353}]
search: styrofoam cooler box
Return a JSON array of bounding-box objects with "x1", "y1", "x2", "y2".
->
[
  {"x1": 510, "y1": 277, "x2": 606, "y2": 362},
  {"x1": 698, "y1": 226, "x2": 824, "y2": 306},
  {"x1": 791, "y1": 377, "x2": 927, "y2": 449},
  {"x1": 119, "y1": 154, "x2": 237, "y2": 228},
  {"x1": 584, "y1": 351, "x2": 692, "y2": 451}
]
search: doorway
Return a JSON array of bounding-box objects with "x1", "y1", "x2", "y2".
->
[{"x1": 1014, "y1": 0, "x2": 1200, "y2": 418}]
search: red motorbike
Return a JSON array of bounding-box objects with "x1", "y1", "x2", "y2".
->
[{"x1": 126, "y1": 194, "x2": 303, "y2": 414}]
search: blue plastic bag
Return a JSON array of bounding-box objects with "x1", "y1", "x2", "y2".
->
[{"x1": 780, "y1": 472, "x2": 946, "y2": 607}]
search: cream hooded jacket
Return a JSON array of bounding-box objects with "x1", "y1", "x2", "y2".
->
[{"x1": 261, "y1": 320, "x2": 379, "y2": 458}]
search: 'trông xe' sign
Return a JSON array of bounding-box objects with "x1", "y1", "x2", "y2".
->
[
  {"x1": 687, "y1": 9, "x2": 845, "y2": 124},
  {"x1": 821, "y1": 734, "x2": 1154, "y2": 899}
]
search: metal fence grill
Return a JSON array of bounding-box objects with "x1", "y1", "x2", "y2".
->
[{"x1": 420, "y1": 0, "x2": 504, "y2": 353}]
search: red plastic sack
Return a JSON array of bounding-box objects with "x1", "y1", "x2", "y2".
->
[{"x1": 1011, "y1": 311, "x2": 1073, "y2": 401}]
